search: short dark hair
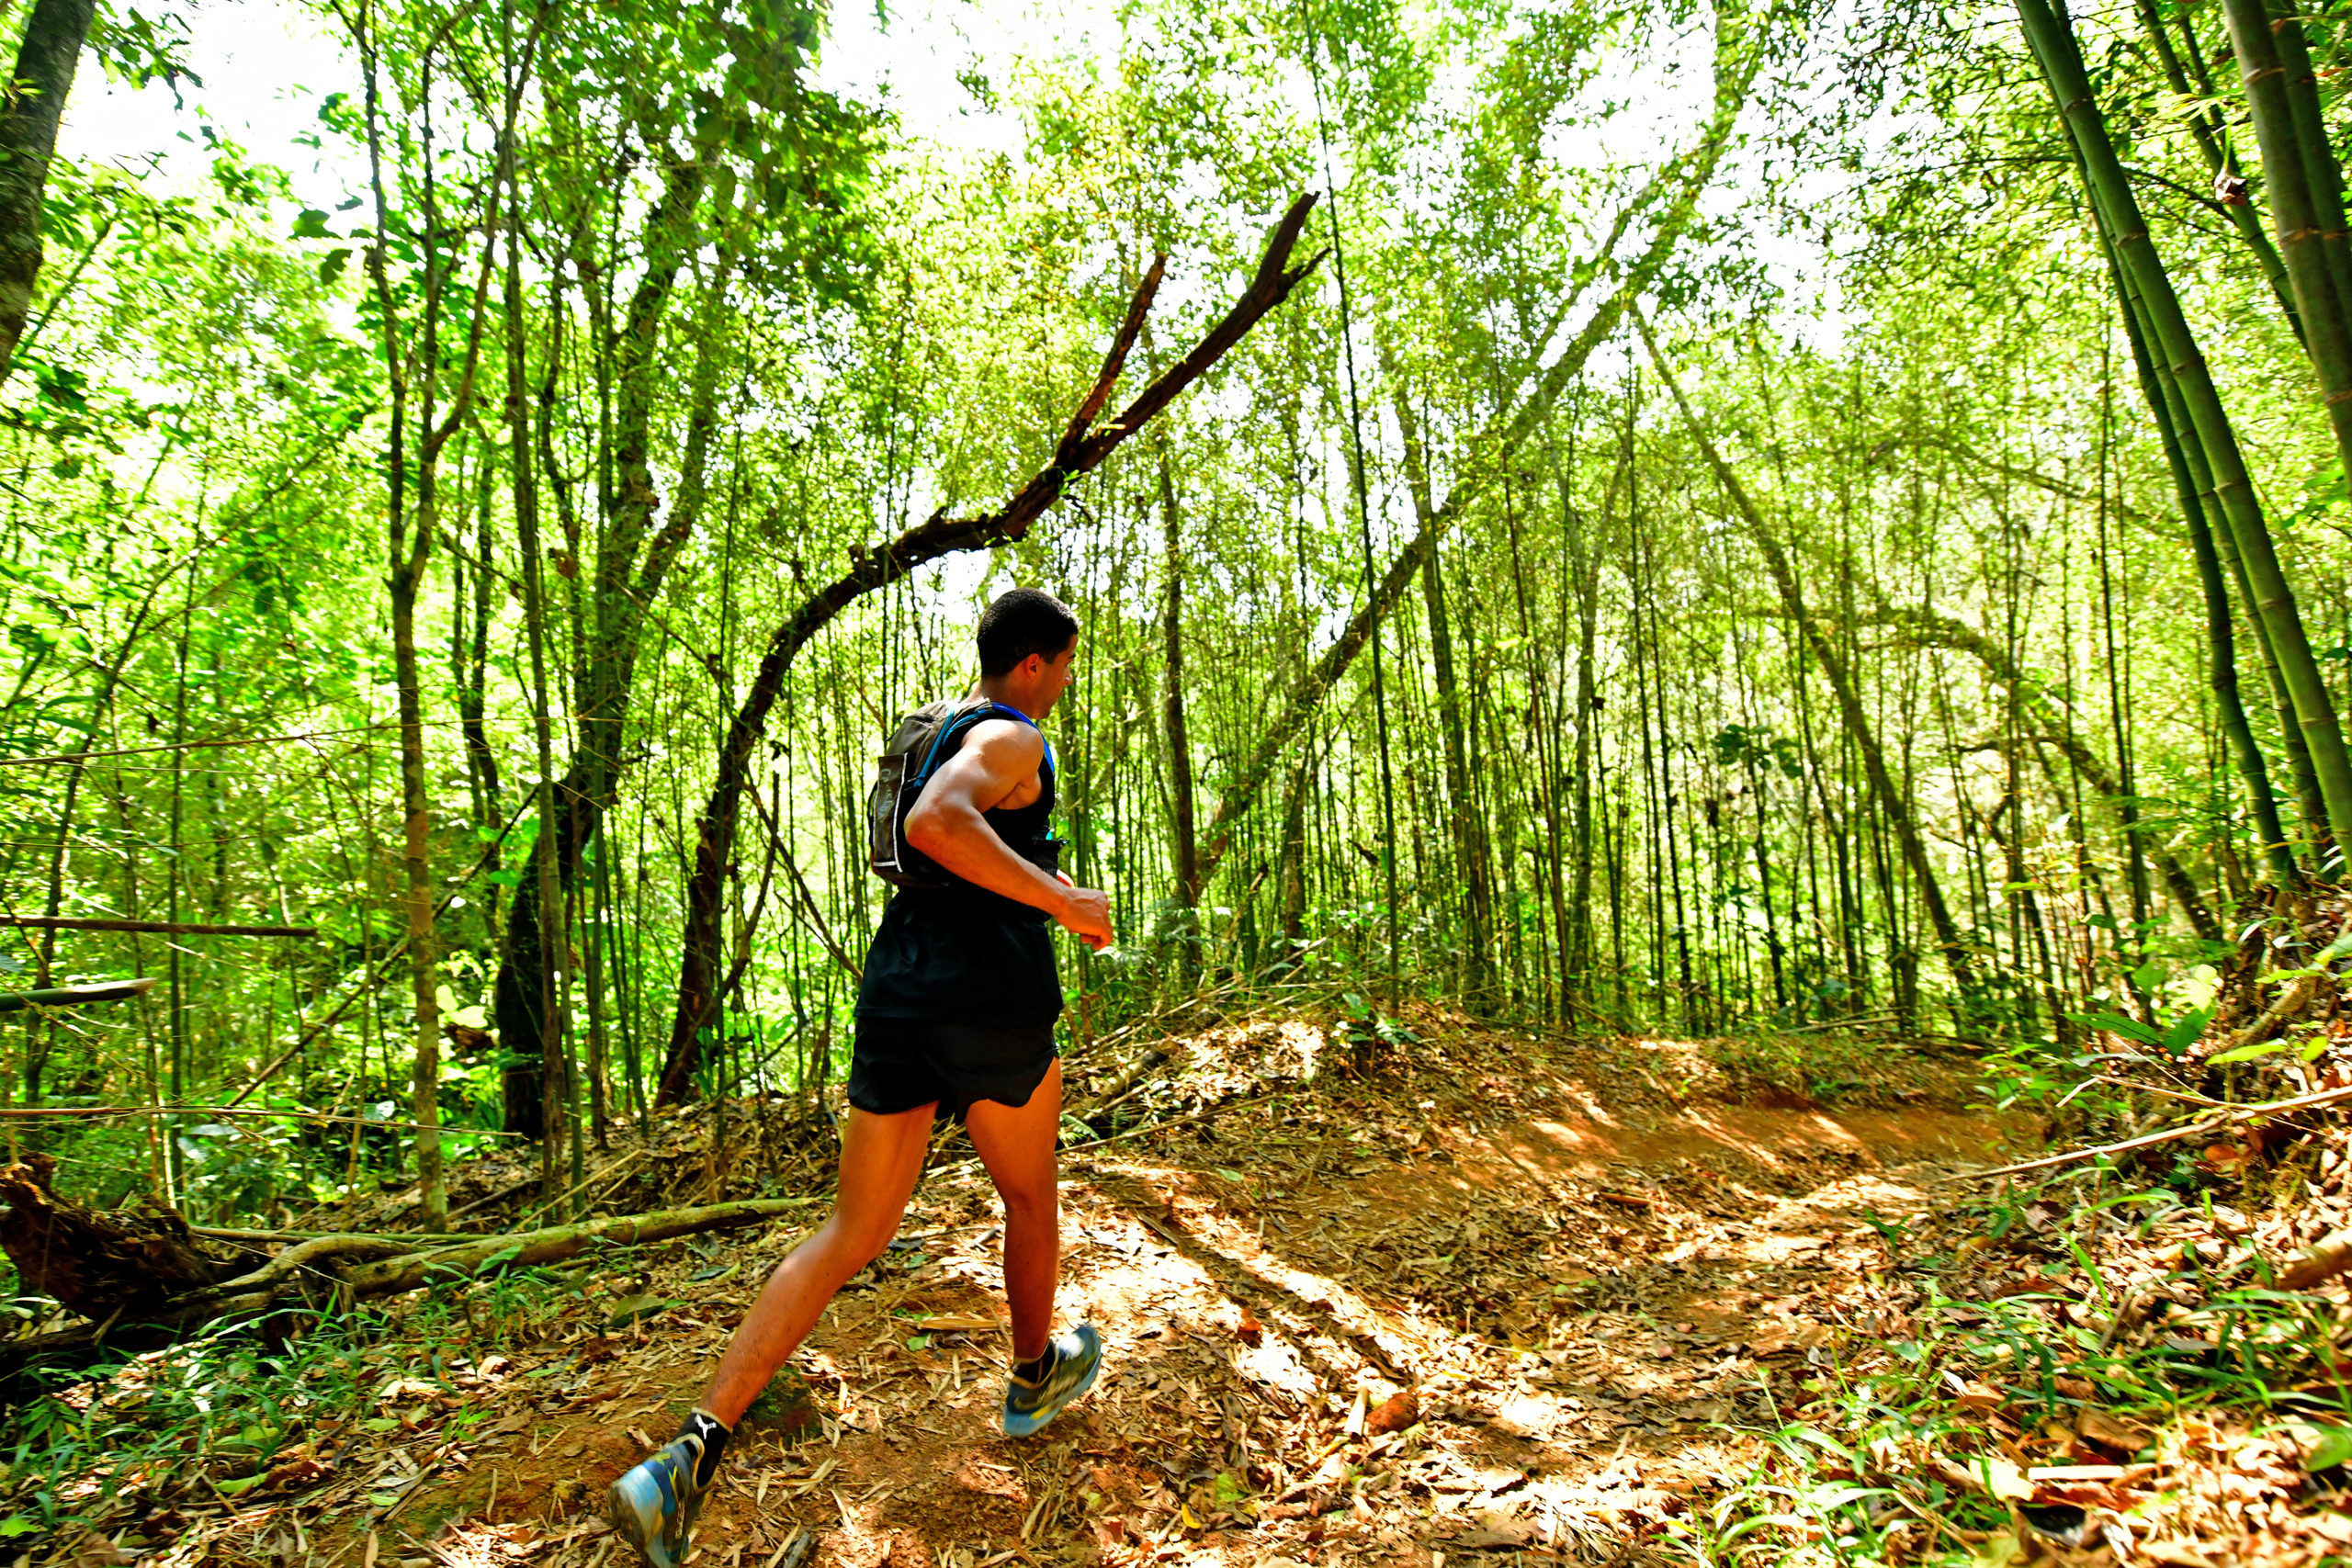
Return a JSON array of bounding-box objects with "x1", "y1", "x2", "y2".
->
[{"x1": 977, "y1": 587, "x2": 1079, "y2": 677}]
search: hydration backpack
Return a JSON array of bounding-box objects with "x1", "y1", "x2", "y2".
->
[{"x1": 866, "y1": 698, "x2": 1060, "y2": 887}]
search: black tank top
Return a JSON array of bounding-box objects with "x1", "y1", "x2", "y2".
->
[{"x1": 855, "y1": 717, "x2": 1061, "y2": 1028}]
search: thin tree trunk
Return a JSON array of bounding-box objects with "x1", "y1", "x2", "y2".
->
[
  {"x1": 1564, "y1": 472, "x2": 1602, "y2": 991},
  {"x1": 1159, "y1": 451, "x2": 1200, "y2": 972},
  {"x1": 2095, "y1": 214, "x2": 2299, "y2": 884},
  {"x1": 2132, "y1": 0, "x2": 2303, "y2": 338},
  {"x1": 1419, "y1": 539, "x2": 1490, "y2": 1007}
]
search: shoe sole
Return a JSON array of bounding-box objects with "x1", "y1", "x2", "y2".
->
[
  {"x1": 608, "y1": 1474, "x2": 688, "y2": 1568},
  {"x1": 1001, "y1": 1344, "x2": 1103, "y2": 1438}
]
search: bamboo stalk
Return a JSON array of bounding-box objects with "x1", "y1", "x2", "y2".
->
[{"x1": 2018, "y1": 0, "x2": 2352, "y2": 852}]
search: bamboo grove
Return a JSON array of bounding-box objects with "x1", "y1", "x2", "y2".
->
[{"x1": 6, "y1": 0, "x2": 2352, "y2": 1224}]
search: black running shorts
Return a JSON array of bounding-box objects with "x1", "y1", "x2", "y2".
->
[{"x1": 845, "y1": 1017, "x2": 1058, "y2": 1119}]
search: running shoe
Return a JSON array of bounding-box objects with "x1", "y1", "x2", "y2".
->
[
  {"x1": 1001, "y1": 1323, "x2": 1104, "y2": 1438},
  {"x1": 607, "y1": 1433, "x2": 710, "y2": 1568}
]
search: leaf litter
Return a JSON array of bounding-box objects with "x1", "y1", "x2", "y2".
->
[{"x1": 25, "y1": 1005, "x2": 2352, "y2": 1565}]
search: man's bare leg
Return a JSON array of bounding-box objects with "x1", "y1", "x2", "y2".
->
[
  {"x1": 965, "y1": 1059, "x2": 1064, "y2": 1362},
  {"x1": 699, "y1": 1101, "x2": 937, "y2": 1424},
  {"x1": 609, "y1": 1103, "x2": 939, "y2": 1566}
]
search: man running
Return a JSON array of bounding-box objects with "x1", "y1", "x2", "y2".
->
[{"x1": 610, "y1": 588, "x2": 1114, "y2": 1568}]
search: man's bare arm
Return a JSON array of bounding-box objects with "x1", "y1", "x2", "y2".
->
[{"x1": 904, "y1": 719, "x2": 1114, "y2": 949}]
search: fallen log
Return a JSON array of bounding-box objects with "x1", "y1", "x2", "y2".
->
[
  {"x1": 0, "y1": 1194, "x2": 816, "y2": 1393},
  {"x1": 339, "y1": 1195, "x2": 814, "y2": 1297},
  {"x1": 1073, "y1": 1047, "x2": 1170, "y2": 1121}
]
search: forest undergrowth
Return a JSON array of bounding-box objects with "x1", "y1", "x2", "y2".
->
[{"x1": 7, "y1": 952, "x2": 2352, "y2": 1568}]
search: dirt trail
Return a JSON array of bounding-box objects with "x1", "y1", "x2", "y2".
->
[{"x1": 287, "y1": 1033, "x2": 2027, "y2": 1568}]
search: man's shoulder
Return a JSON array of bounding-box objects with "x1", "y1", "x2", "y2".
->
[{"x1": 963, "y1": 714, "x2": 1045, "y2": 757}]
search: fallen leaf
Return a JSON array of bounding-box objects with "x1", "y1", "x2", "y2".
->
[
  {"x1": 916, "y1": 1314, "x2": 999, "y2": 1334},
  {"x1": 1236, "y1": 1308, "x2": 1263, "y2": 1347},
  {"x1": 1091, "y1": 1518, "x2": 1127, "y2": 1549},
  {"x1": 265, "y1": 1455, "x2": 330, "y2": 1492},
  {"x1": 1366, "y1": 1389, "x2": 1419, "y2": 1436},
  {"x1": 1969, "y1": 1529, "x2": 2025, "y2": 1568},
  {"x1": 58, "y1": 1533, "x2": 137, "y2": 1568},
  {"x1": 605, "y1": 1294, "x2": 684, "y2": 1328},
  {"x1": 1979, "y1": 1456, "x2": 2034, "y2": 1502},
  {"x1": 2075, "y1": 1409, "x2": 2151, "y2": 1453}
]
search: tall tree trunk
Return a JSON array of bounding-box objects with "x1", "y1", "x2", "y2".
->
[
  {"x1": 2018, "y1": 0, "x2": 2352, "y2": 853},
  {"x1": 0, "y1": 0, "x2": 96, "y2": 383},
  {"x1": 491, "y1": 160, "x2": 730, "y2": 1131},
  {"x1": 358, "y1": 25, "x2": 511, "y2": 1233},
  {"x1": 2220, "y1": 0, "x2": 2352, "y2": 486},
  {"x1": 2091, "y1": 214, "x2": 2299, "y2": 884},
  {"x1": 1563, "y1": 475, "x2": 1600, "y2": 992},
  {"x1": 2132, "y1": 0, "x2": 2303, "y2": 339}
]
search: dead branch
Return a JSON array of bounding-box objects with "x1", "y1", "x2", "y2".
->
[
  {"x1": 1943, "y1": 1084, "x2": 2352, "y2": 1182},
  {"x1": 0, "y1": 917, "x2": 316, "y2": 937},
  {"x1": 0, "y1": 1194, "x2": 821, "y2": 1393},
  {"x1": 661, "y1": 196, "x2": 1327, "y2": 1104}
]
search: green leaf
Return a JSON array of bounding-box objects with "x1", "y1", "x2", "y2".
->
[
  {"x1": 361, "y1": 1416, "x2": 400, "y2": 1432},
  {"x1": 2068, "y1": 1010, "x2": 2162, "y2": 1047},
  {"x1": 2307, "y1": 1426, "x2": 2352, "y2": 1472},
  {"x1": 0, "y1": 1517, "x2": 37, "y2": 1538},
  {"x1": 472, "y1": 1244, "x2": 526, "y2": 1278},
  {"x1": 2161, "y1": 1005, "x2": 2213, "y2": 1058},
  {"x1": 292, "y1": 208, "x2": 334, "y2": 240},
  {"x1": 2208, "y1": 1041, "x2": 2287, "y2": 1066}
]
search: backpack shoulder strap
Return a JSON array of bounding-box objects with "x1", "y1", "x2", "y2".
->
[{"x1": 911, "y1": 697, "x2": 1001, "y2": 784}]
